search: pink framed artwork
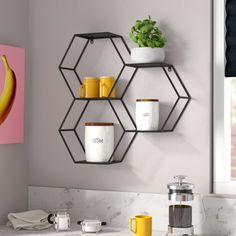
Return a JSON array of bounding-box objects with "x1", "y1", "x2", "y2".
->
[{"x1": 0, "y1": 44, "x2": 25, "y2": 144}]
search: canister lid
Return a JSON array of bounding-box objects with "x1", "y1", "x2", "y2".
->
[
  {"x1": 136, "y1": 99, "x2": 159, "y2": 102},
  {"x1": 167, "y1": 175, "x2": 194, "y2": 191},
  {"x1": 85, "y1": 122, "x2": 114, "y2": 126}
]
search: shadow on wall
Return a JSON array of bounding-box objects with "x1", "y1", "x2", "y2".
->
[{"x1": 160, "y1": 22, "x2": 187, "y2": 66}]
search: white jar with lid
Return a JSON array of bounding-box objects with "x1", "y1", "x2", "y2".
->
[
  {"x1": 85, "y1": 122, "x2": 114, "y2": 162},
  {"x1": 136, "y1": 99, "x2": 159, "y2": 131}
]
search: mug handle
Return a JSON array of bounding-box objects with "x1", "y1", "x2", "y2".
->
[
  {"x1": 78, "y1": 84, "x2": 85, "y2": 98},
  {"x1": 100, "y1": 82, "x2": 114, "y2": 98},
  {"x1": 47, "y1": 213, "x2": 54, "y2": 224},
  {"x1": 100, "y1": 82, "x2": 107, "y2": 97},
  {"x1": 129, "y1": 218, "x2": 137, "y2": 233}
]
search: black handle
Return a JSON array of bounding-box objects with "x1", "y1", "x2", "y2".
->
[{"x1": 47, "y1": 213, "x2": 54, "y2": 224}]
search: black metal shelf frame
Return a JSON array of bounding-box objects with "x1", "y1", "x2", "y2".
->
[
  {"x1": 59, "y1": 99, "x2": 137, "y2": 164},
  {"x1": 58, "y1": 32, "x2": 191, "y2": 165}
]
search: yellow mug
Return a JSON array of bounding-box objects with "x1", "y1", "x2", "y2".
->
[
  {"x1": 129, "y1": 215, "x2": 152, "y2": 236},
  {"x1": 99, "y1": 76, "x2": 116, "y2": 98},
  {"x1": 79, "y1": 77, "x2": 99, "y2": 98}
]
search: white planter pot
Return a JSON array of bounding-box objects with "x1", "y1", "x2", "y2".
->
[
  {"x1": 85, "y1": 123, "x2": 114, "y2": 162},
  {"x1": 131, "y1": 47, "x2": 165, "y2": 63},
  {"x1": 136, "y1": 99, "x2": 159, "y2": 131}
]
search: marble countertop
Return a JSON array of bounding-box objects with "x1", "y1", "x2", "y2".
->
[
  {"x1": 0, "y1": 225, "x2": 215, "y2": 236},
  {"x1": 0, "y1": 225, "x2": 165, "y2": 236}
]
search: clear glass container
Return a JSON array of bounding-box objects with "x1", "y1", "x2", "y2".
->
[
  {"x1": 168, "y1": 199, "x2": 193, "y2": 228},
  {"x1": 48, "y1": 209, "x2": 70, "y2": 232},
  {"x1": 167, "y1": 175, "x2": 194, "y2": 235}
]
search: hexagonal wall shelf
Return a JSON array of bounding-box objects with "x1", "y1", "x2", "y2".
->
[{"x1": 59, "y1": 32, "x2": 191, "y2": 164}]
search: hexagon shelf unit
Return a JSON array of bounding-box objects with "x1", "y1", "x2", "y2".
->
[{"x1": 59, "y1": 32, "x2": 191, "y2": 165}]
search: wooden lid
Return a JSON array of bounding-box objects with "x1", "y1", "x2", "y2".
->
[
  {"x1": 136, "y1": 99, "x2": 159, "y2": 102},
  {"x1": 85, "y1": 122, "x2": 114, "y2": 126}
]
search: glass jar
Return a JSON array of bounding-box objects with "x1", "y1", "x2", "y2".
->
[{"x1": 167, "y1": 175, "x2": 194, "y2": 236}]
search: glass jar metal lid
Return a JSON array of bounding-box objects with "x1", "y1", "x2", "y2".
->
[{"x1": 85, "y1": 122, "x2": 114, "y2": 126}]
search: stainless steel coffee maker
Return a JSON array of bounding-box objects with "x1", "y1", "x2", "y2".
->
[{"x1": 167, "y1": 175, "x2": 194, "y2": 236}]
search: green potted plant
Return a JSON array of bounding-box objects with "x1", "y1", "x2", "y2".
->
[{"x1": 129, "y1": 16, "x2": 167, "y2": 63}]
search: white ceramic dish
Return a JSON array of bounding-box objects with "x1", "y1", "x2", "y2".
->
[{"x1": 80, "y1": 219, "x2": 102, "y2": 233}]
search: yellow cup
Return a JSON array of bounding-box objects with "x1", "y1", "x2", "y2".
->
[
  {"x1": 79, "y1": 77, "x2": 99, "y2": 98},
  {"x1": 99, "y1": 76, "x2": 116, "y2": 98},
  {"x1": 129, "y1": 215, "x2": 152, "y2": 236}
]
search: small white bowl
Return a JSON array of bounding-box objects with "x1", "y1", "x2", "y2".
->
[{"x1": 131, "y1": 47, "x2": 165, "y2": 63}]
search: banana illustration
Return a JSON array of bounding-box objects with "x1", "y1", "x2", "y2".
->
[{"x1": 0, "y1": 55, "x2": 16, "y2": 125}]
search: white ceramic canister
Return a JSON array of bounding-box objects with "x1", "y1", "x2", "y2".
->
[
  {"x1": 136, "y1": 99, "x2": 159, "y2": 131},
  {"x1": 85, "y1": 122, "x2": 114, "y2": 162}
]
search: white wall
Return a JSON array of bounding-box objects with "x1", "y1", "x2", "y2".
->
[
  {"x1": 0, "y1": 0, "x2": 28, "y2": 224},
  {"x1": 28, "y1": 0, "x2": 211, "y2": 193}
]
